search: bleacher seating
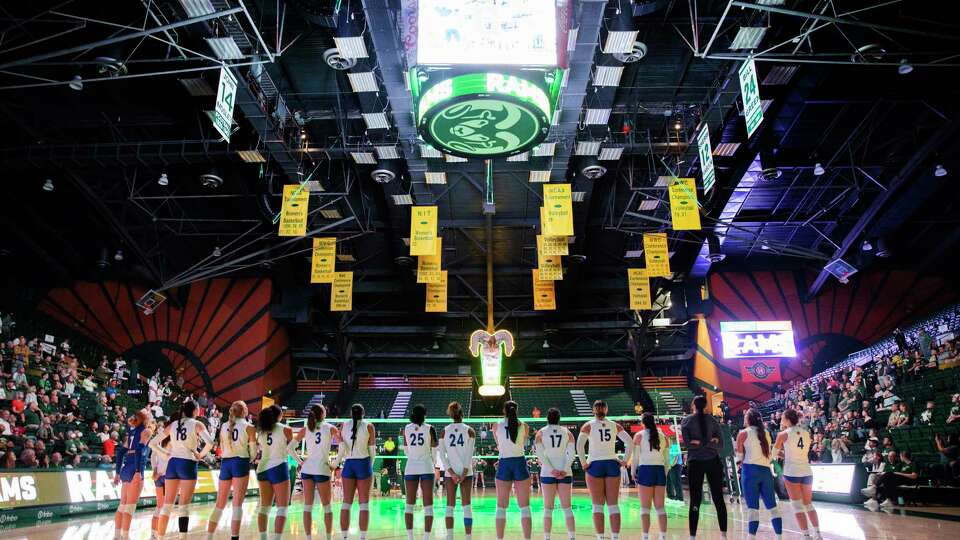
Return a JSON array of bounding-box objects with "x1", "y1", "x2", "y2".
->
[
  {"x1": 284, "y1": 379, "x2": 341, "y2": 418},
  {"x1": 641, "y1": 376, "x2": 693, "y2": 416},
  {"x1": 353, "y1": 376, "x2": 473, "y2": 419},
  {"x1": 508, "y1": 374, "x2": 635, "y2": 417}
]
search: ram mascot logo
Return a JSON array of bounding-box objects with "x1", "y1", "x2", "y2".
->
[
  {"x1": 469, "y1": 329, "x2": 515, "y2": 396},
  {"x1": 433, "y1": 100, "x2": 537, "y2": 155}
]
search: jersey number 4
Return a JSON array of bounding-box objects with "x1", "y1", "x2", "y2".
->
[{"x1": 796, "y1": 437, "x2": 804, "y2": 449}]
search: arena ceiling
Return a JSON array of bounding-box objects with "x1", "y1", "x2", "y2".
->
[{"x1": 1, "y1": 0, "x2": 959, "y2": 377}]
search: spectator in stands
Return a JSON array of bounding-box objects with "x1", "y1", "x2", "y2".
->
[
  {"x1": 873, "y1": 450, "x2": 919, "y2": 509},
  {"x1": 886, "y1": 402, "x2": 908, "y2": 428},
  {"x1": 918, "y1": 401, "x2": 936, "y2": 426},
  {"x1": 948, "y1": 394, "x2": 960, "y2": 424},
  {"x1": 50, "y1": 452, "x2": 63, "y2": 468},
  {"x1": 2, "y1": 450, "x2": 16, "y2": 468},
  {"x1": 103, "y1": 431, "x2": 118, "y2": 458},
  {"x1": 19, "y1": 448, "x2": 37, "y2": 468},
  {"x1": 933, "y1": 433, "x2": 960, "y2": 486}
]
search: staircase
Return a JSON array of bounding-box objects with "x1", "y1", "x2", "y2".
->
[
  {"x1": 660, "y1": 392, "x2": 680, "y2": 414},
  {"x1": 570, "y1": 390, "x2": 593, "y2": 416},
  {"x1": 301, "y1": 393, "x2": 329, "y2": 416},
  {"x1": 389, "y1": 391, "x2": 412, "y2": 418}
]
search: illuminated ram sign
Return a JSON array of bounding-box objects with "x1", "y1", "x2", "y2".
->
[{"x1": 720, "y1": 320, "x2": 797, "y2": 359}]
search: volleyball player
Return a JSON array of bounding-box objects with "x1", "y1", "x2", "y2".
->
[
  {"x1": 298, "y1": 404, "x2": 340, "y2": 540},
  {"x1": 151, "y1": 400, "x2": 215, "y2": 539},
  {"x1": 337, "y1": 404, "x2": 377, "y2": 540},
  {"x1": 113, "y1": 409, "x2": 152, "y2": 540},
  {"x1": 255, "y1": 404, "x2": 301, "y2": 540},
  {"x1": 774, "y1": 409, "x2": 822, "y2": 540},
  {"x1": 534, "y1": 407, "x2": 575, "y2": 540},
  {"x1": 577, "y1": 400, "x2": 634, "y2": 540},
  {"x1": 630, "y1": 414, "x2": 669, "y2": 540},
  {"x1": 440, "y1": 401, "x2": 475, "y2": 540},
  {"x1": 736, "y1": 409, "x2": 783, "y2": 540},
  {"x1": 493, "y1": 400, "x2": 532, "y2": 540},
  {"x1": 207, "y1": 401, "x2": 256, "y2": 540},
  {"x1": 149, "y1": 420, "x2": 170, "y2": 540},
  {"x1": 401, "y1": 404, "x2": 438, "y2": 540},
  {"x1": 680, "y1": 395, "x2": 728, "y2": 539}
]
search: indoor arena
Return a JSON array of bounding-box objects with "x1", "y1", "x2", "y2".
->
[{"x1": 1, "y1": 1, "x2": 960, "y2": 539}]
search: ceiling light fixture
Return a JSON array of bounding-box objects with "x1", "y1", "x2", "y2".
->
[
  {"x1": 68, "y1": 75, "x2": 83, "y2": 91},
  {"x1": 813, "y1": 162, "x2": 825, "y2": 176},
  {"x1": 935, "y1": 164, "x2": 948, "y2": 177},
  {"x1": 432, "y1": 340, "x2": 439, "y2": 350},
  {"x1": 861, "y1": 239, "x2": 873, "y2": 252},
  {"x1": 213, "y1": 246, "x2": 222, "y2": 257},
  {"x1": 43, "y1": 179, "x2": 54, "y2": 192},
  {"x1": 542, "y1": 339, "x2": 550, "y2": 349},
  {"x1": 114, "y1": 250, "x2": 124, "y2": 262},
  {"x1": 158, "y1": 173, "x2": 169, "y2": 186},
  {"x1": 898, "y1": 59, "x2": 914, "y2": 75}
]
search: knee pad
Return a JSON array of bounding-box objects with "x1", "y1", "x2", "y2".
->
[
  {"x1": 405, "y1": 503, "x2": 416, "y2": 515},
  {"x1": 231, "y1": 505, "x2": 244, "y2": 523},
  {"x1": 519, "y1": 506, "x2": 531, "y2": 518},
  {"x1": 654, "y1": 506, "x2": 665, "y2": 515},
  {"x1": 324, "y1": 505, "x2": 333, "y2": 515},
  {"x1": 592, "y1": 504, "x2": 603, "y2": 514},
  {"x1": 769, "y1": 506, "x2": 782, "y2": 519},
  {"x1": 791, "y1": 500, "x2": 806, "y2": 513},
  {"x1": 562, "y1": 507, "x2": 573, "y2": 519},
  {"x1": 804, "y1": 504, "x2": 816, "y2": 513},
  {"x1": 639, "y1": 507, "x2": 649, "y2": 516},
  {"x1": 159, "y1": 505, "x2": 173, "y2": 517},
  {"x1": 276, "y1": 507, "x2": 288, "y2": 518},
  {"x1": 424, "y1": 505, "x2": 434, "y2": 517},
  {"x1": 358, "y1": 503, "x2": 369, "y2": 512},
  {"x1": 608, "y1": 504, "x2": 620, "y2": 515},
  {"x1": 495, "y1": 507, "x2": 507, "y2": 519},
  {"x1": 208, "y1": 508, "x2": 223, "y2": 523},
  {"x1": 257, "y1": 505, "x2": 271, "y2": 517},
  {"x1": 747, "y1": 508, "x2": 760, "y2": 522},
  {"x1": 463, "y1": 504, "x2": 473, "y2": 525}
]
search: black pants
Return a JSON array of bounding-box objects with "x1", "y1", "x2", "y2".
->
[
  {"x1": 877, "y1": 472, "x2": 911, "y2": 501},
  {"x1": 687, "y1": 457, "x2": 728, "y2": 535}
]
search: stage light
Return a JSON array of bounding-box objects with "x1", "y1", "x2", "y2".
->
[
  {"x1": 213, "y1": 246, "x2": 222, "y2": 257},
  {"x1": 114, "y1": 250, "x2": 124, "y2": 262},
  {"x1": 43, "y1": 179, "x2": 54, "y2": 192},
  {"x1": 813, "y1": 162, "x2": 825, "y2": 176},
  {"x1": 861, "y1": 239, "x2": 873, "y2": 252},
  {"x1": 158, "y1": 173, "x2": 169, "y2": 186},
  {"x1": 935, "y1": 164, "x2": 948, "y2": 177}
]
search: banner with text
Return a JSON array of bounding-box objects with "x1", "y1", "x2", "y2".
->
[
  {"x1": 643, "y1": 232, "x2": 671, "y2": 277},
  {"x1": 417, "y1": 238, "x2": 443, "y2": 284},
  {"x1": 310, "y1": 237, "x2": 337, "y2": 283},
  {"x1": 410, "y1": 206, "x2": 438, "y2": 256},
  {"x1": 278, "y1": 184, "x2": 309, "y2": 237},
  {"x1": 536, "y1": 235, "x2": 563, "y2": 281},
  {"x1": 627, "y1": 268, "x2": 652, "y2": 310},
  {"x1": 330, "y1": 271, "x2": 353, "y2": 311},
  {"x1": 532, "y1": 269, "x2": 556, "y2": 310},
  {"x1": 668, "y1": 177, "x2": 701, "y2": 230},
  {"x1": 538, "y1": 234, "x2": 569, "y2": 256},
  {"x1": 425, "y1": 270, "x2": 448, "y2": 312},
  {"x1": 739, "y1": 359, "x2": 782, "y2": 383},
  {"x1": 543, "y1": 183, "x2": 573, "y2": 237}
]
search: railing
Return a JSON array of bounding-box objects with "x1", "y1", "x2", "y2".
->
[
  {"x1": 508, "y1": 374, "x2": 624, "y2": 388},
  {"x1": 358, "y1": 376, "x2": 472, "y2": 389},
  {"x1": 640, "y1": 376, "x2": 689, "y2": 388}
]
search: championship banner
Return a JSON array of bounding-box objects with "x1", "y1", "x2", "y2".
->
[
  {"x1": 536, "y1": 235, "x2": 563, "y2": 281},
  {"x1": 416, "y1": 238, "x2": 443, "y2": 284},
  {"x1": 668, "y1": 177, "x2": 701, "y2": 230},
  {"x1": 330, "y1": 271, "x2": 353, "y2": 311},
  {"x1": 532, "y1": 269, "x2": 556, "y2": 310},
  {"x1": 425, "y1": 270, "x2": 448, "y2": 312},
  {"x1": 739, "y1": 359, "x2": 782, "y2": 383},
  {"x1": 538, "y1": 234, "x2": 568, "y2": 256},
  {"x1": 410, "y1": 206, "x2": 438, "y2": 256},
  {"x1": 643, "y1": 232, "x2": 671, "y2": 277},
  {"x1": 310, "y1": 237, "x2": 337, "y2": 283},
  {"x1": 278, "y1": 184, "x2": 309, "y2": 237},
  {"x1": 627, "y1": 268, "x2": 651, "y2": 310},
  {"x1": 543, "y1": 183, "x2": 573, "y2": 237}
]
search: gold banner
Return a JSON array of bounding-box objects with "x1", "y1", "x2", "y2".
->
[
  {"x1": 417, "y1": 238, "x2": 443, "y2": 284},
  {"x1": 425, "y1": 270, "x2": 448, "y2": 313},
  {"x1": 643, "y1": 232, "x2": 671, "y2": 277},
  {"x1": 628, "y1": 268, "x2": 652, "y2": 310},
  {"x1": 278, "y1": 184, "x2": 309, "y2": 237},
  {"x1": 310, "y1": 237, "x2": 337, "y2": 283},
  {"x1": 668, "y1": 177, "x2": 701, "y2": 230},
  {"x1": 261, "y1": 395, "x2": 275, "y2": 410},
  {"x1": 410, "y1": 206, "x2": 438, "y2": 256},
  {"x1": 538, "y1": 234, "x2": 569, "y2": 256},
  {"x1": 330, "y1": 271, "x2": 353, "y2": 311},
  {"x1": 543, "y1": 183, "x2": 573, "y2": 237},
  {"x1": 536, "y1": 235, "x2": 563, "y2": 281},
  {"x1": 532, "y1": 269, "x2": 556, "y2": 310}
]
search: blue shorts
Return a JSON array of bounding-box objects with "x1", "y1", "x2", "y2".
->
[
  {"x1": 540, "y1": 475, "x2": 573, "y2": 485},
  {"x1": 495, "y1": 457, "x2": 530, "y2": 482},
  {"x1": 154, "y1": 476, "x2": 165, "y2": 488},
  {"x1": 219, "y1": 457, "x2": 251, "y2": 481},
  {"x1": 405, "y1": 473, "x2": 435, "y2": 482},
  {"x1": 165, "y1": 457, "x2": 199, "y2": 481},
  {"x1": 118, "y1": 458, "x2": 144, "y2": 483},
  {"x1": 301, "y1": 473, "x2": 331, "y2": 483},
  {"x1": 635, "y1": 465, "x2": 667, "y2": 487},
  {"x1": 586, "y1": 459, "x2": 621, "y2": 478},
  {"x1": 341, "y1": 458, "x2": 372, "y2": 480},
  {"x1": 257, "y1": 463, "x2": 290, "y2": 484},
  {"x1": 784, "y1": 475, "x2": 813, "y2": 485},
  {"x1": 741, "y1": 463, "x2": 777, "y2": 510}
]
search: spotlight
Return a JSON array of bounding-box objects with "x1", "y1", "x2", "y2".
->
[
  {"x1": 897, "y1": 59, "x2": 913, "y2": 75},
  {"x1": 96, "y1": 247, "x2": 109, "y2": 269},
  {"x1": 861, "y1": 240, "x2": 872, "y2": 252},
  {"x1": 200, "y1": 169, "x2": 224, "y2": 188},
  {"x1": 43, "y1": 179, "x2": 54, "y2": 192},
  {"x1": 158, "y1": 173, "x2": 169, "y2": 186},
  {"x1": 68, "y1": 75, "x2": 83, "y2": 91},
  {"x1": 114, "y1": 250, "x2": 124, "y2": 261},
  {"x1": 760, "y1": 241, "x2": 771, "y2": 251},
  {"x1": 875, "y1": 237, "x2": 892, "y2": 258},
  {"x1": 542, "y1": 339, "x2": 550, "y2": 349},
  {"x1": 813, "y1": 162, "x2": 825, "y2": 176},
  {"x1": 213, "y1": 246, "x2": 222, "y2": 257},
  {"x1": 707, "y1": 235, "x2": 726, "y2": 263},
  {"x1": 579, "y1": 156, "x2": 608, "y2": 179},
  {"x1": 935, "y1": 164, "x2": 947, "y2": 177},
  {"x1": 759, "y1": 149, "x2": 781, "y2": 181}
]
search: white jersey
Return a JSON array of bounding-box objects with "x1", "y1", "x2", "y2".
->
[
  {"x1": 441, "y1": 423, "x2": 475, "y2": 477},
  {"x1": 220, "y1": 419, "x2": 253, "y2": 459},
  {"x1": 403, "y1": 422, "x2": 435, "y2": 475},
  {"x1": 302, "y1": 422, "x2": 335, "y2": 476},
  {"x1": 149, "y1": 433, "x2": 169, "y2": 475},
  {"x1": 585, "y1": 419, "x2": 619, "y2": 461},
  {"x1": 742, "y1": 426, "x2": 773, "y2": 467},
  {"x1": 537, "y1": 425, "x2": 573, "y2": 476},
  {"x1": 169, "y1": 418, "x2": 202, "y2": 460},
  {"x1": 633, "y1": 428, "x2": 668, "y2": 466},
  {"x1": 257, "y1": 424, "x2": 289, "y2": 472},
  {"x1": 495, "y1": 420, "x2": 527, "y2": 458},
  {"x1": 781, "y1": 426, "x2": 813, "y2": 477},
  {"x1": 340, "y1": 419, "x2": 371, "y2": 460}
]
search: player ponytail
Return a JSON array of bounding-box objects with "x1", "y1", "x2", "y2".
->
[
  {"x1": 547, "y1": 407, "x2": 561, "y2": 425},
  {"x1": 447, "y1": 401, "x2": 463, "y2": 423},
  {"x1": 746, "y1": 408, "x2": 770, "y2": 458},
  {"x1": 307, "y1": 404, "x2": 325, "y2": 432},
  {"x1": 180, "y1": 399, "x2": 197, "y2": 419},
  {"x1": 504, "y1": 400, "x2": 519, "y2": 443},
  {"x1": 693, "y1": 394, "x2": 708, "y2": 443},
  {"x1": 350, "y1": 403, "x2": 364, "y2": 450},
  {"x1": 410, "y1": 403, "x2": 427, "y2": 426},
  {"x1": 642, "y1": 413, "x2": 660, "y2": 451}
]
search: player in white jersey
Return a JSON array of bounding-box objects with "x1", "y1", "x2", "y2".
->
[
  {"x1": 206, "y1": 401, "x2": 256, "y2": 540},
  {"x1": 336, "y1": 403, "x2": 377, "y2": 540},
  {"x1": 255, "y1": 404, "x2": 301, "y2": 540},
  {"x1": 150, "y1": 399, "x2": 214, "y2": 539},
  {"x1": 629, "y1": 414, "x2": 670, "y2": 540},
  {"x1": 774, "y1": 409, "x2": 822, "y2": 540},
  {"x1": 149, "y1": 420, "x2": 171, "y2": 540},
  {"x1": 736, "y1": 409, "x2": 783, "y2": 540},
  {"x1": 577, "y1": 400, "x2": 634, "y2": 540},
  {"x1": 439, "y1": 401, "x2": 476, "y2": 540},
  {"x1": 534, "y1": 408, "x2": 576, "y2": 540},
  {"x1": 297, "y1": 404, "x2": 340, "y2": 540},
  {"x1": 401, "y1": 404, "x2": 439, "y2": 540},
  {"x1": 493, "y1": 400, "x2": 532, "y2": 540}
]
